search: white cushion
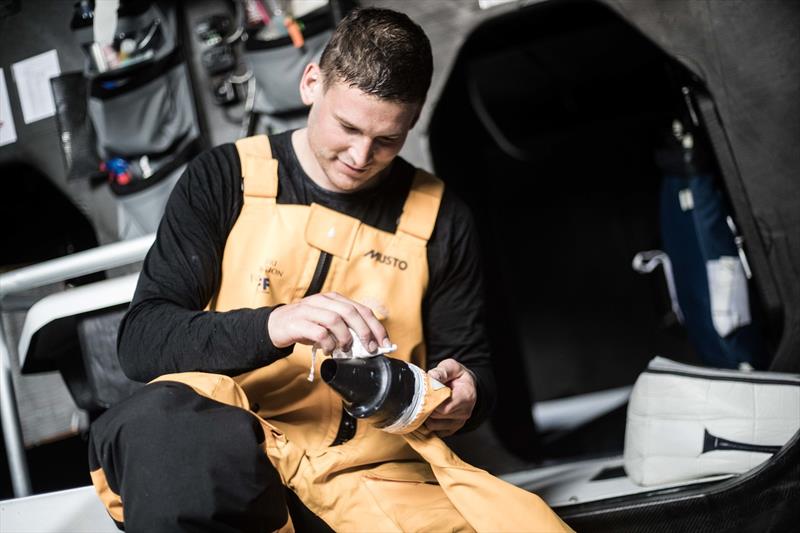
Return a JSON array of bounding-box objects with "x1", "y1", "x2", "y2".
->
[{"x1": 624, "y1": 357, "x2": 800, "y2": 486}]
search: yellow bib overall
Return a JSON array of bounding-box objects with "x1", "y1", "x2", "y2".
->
[{"x1": 94, "y1": 136, "x2": 571, "y2": 532}]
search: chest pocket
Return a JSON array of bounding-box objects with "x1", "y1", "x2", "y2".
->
[{"x1": 218, "y1": 134, "x2": 443, "y2": 345}]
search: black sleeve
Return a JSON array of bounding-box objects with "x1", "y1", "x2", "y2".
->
[
  {"x1": 117, "y1": 144, "x2": 293, "y2": 382},
  {"x1": 424, "y1": 191, "x2": 496, "y2": 433}
]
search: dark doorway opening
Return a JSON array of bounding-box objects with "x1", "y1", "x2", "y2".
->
[{"x1": 429, "y1": 0, "x2": 771, "y2": 461}]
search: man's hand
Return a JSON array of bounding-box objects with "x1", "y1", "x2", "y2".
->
[
  {"x1": 425, "y1": 359, "x2": 477, "y2": 437},
  {"x1": 267, "y1": 292, "x2": 389, "y2": 354}
]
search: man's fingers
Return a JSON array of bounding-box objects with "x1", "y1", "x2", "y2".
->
[
  {"x1": 268, "y1": 295, "x2": 388, "y2": 352},
  {"x1": 428, "y1": 358, "x2": 465, "y2": 384},
  {"x1": 424, "y1": 417, "x2": 460, "y2": 437},
  {"x1": 318, "y1": 294, "x2": 377, "y2": 351},
  {"x1": 298, "y1": 305, "x2": 353, "y2": 350},
  {"x1": 430, "y1": 398, "x2": 471, "y2": 419},
  {"x1": 425, "y1": 365, "x2": 477, "y2": 435},
  {"x1": 301, "y1": 322, "x2": 338, "y2": 354},
  {"x1": 424, "y1": 417, "x2": 460, "y2": 432},
  {"x1": 428, "y1": 409, "x2": 469, "y2": 420},
  {"x1": 323, "y1": 292, "x2": 389, "y2": 350},
  {"x1": 430, "y1": 397, "x2": 461, "y2": 417}
]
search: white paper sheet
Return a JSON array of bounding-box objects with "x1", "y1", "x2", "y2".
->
[
  {"x1": 93, "y1": 0, "x2": 119, "y2": 46},
  {"x1": 0, "y1": 68, "x2": 18, "y2": 147},
  {"x1": 12, "y1": 49, "x2": 61, "y2": 124}
]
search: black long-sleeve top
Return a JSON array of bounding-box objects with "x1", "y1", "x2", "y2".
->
[{"x1": 117, "y1": 130, "x2": 495, "y2": 430}]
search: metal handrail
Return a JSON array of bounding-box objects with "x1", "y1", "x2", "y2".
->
[
  {"x1": 0, "y1": 234, "x2": 155, "y2": 299},
  {"x1": 0, "y1": 234, "x2": 154, "y2": 498}
]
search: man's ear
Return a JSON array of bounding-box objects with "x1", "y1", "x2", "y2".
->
[{"x1": 299, "y1": 63, "x2": 323, "y2": 106}]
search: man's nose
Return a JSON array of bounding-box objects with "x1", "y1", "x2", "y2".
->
[{"x1": 349, "y1": 137, "x2": 374, "y2": 168}]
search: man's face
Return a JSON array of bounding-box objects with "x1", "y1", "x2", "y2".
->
[{"x1": 300, "y1": 64, "x2": 421, "y2": 193}]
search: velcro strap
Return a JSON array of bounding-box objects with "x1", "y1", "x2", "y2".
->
[
  {"x1": 305, "y1": 203, "x2": 362, "y2": 259},
  {"x1": 235, "y1": 135, "x2": 278, "y2": 199},
  {"x1": 396, "y1": 170, "x2": 444, "y2": 243}
]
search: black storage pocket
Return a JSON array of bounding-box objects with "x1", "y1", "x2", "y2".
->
[
  {"x1": 70, "y1": 2, "x2": 201, "y2": 237},
  {"x1": 88, "y1": 62, "x2": 194, "y2": 158},
  {"x1": 244, "y1": 5, "x2": 336, "y2": 116},
  {"x1": 246, "y1": 28, "x2": 332, "y2": 115}
]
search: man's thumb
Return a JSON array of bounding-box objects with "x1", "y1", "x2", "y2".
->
[
  {"x1": 428, "y1": 366, "x2": 447, "y2": 383},
  {"x1": 429, "y1": 359, "x2": 459, "y2": 383}
]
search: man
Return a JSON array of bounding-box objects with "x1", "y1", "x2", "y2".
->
[{"x1": 89, "y1": 7, "x2": 569, "y2": 532}]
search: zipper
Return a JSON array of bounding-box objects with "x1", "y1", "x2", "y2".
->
[
  {"x1": 302, "y1": 250, "x2": 359, "y2": 446},
  {"x1": 331, "y1": 411, "x2": 358, "y2": 446},
  {"x1": 303, "y1": 251, "x2": 332, "y2": 297}
]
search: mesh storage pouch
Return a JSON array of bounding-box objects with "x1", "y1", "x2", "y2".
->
[
  {"x1": 624, "y1": 356, "x2": 800, "y2": 486},
  {"x1": 244, "y1": 3, "x2": 336, "y2": 116},
  {"x1": 72, "y1": 2, "x2": 201, "y2": 237},
  {"x1": 74, "y1": 3, "x2": 200, "y2": 193},
  {"x1": 88, "y1": 63, "x2": 196, "y2": 159}
]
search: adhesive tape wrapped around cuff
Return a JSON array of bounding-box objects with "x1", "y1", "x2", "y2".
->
[
  {"x1": 321, "y1": 355, "x2": 451, "y2": 434},
  {"x1": 379, "y1": 363, "x2": 451, "y2": 435}
]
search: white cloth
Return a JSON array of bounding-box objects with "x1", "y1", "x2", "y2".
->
[
  {"x1": 308, "y1": 329, "x2": 397, "y2": 381},
  {"x1": 707, "y1": 256, "x2": 751, "y2": 337}
]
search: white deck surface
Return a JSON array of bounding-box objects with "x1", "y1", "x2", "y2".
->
[
  {"x1": 502, "y1": 455, "x2": 734, "y2": 507},
  {"x1": 0, "y1": 486, "x2": 117, "y2": 532}
]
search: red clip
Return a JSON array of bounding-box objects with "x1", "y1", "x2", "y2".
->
[{"x1": 116, "y1": 172, "x2": 131, "y2": 186}]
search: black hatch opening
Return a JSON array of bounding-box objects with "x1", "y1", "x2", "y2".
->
[{"x1": 429, "y1": 0, "x2": 776, "y2": 461}]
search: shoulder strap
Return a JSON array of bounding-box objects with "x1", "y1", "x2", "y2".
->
[
  {"x1": 396, "y1": 170, "x2": 445, "y2": 244},
  {"x1": 234, "y1": 135, "x2": 278, "y2": 200}
]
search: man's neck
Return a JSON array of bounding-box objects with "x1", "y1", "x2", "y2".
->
[{"x1": 291, "y1": 128, "x2": 330, "y2": 190}]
